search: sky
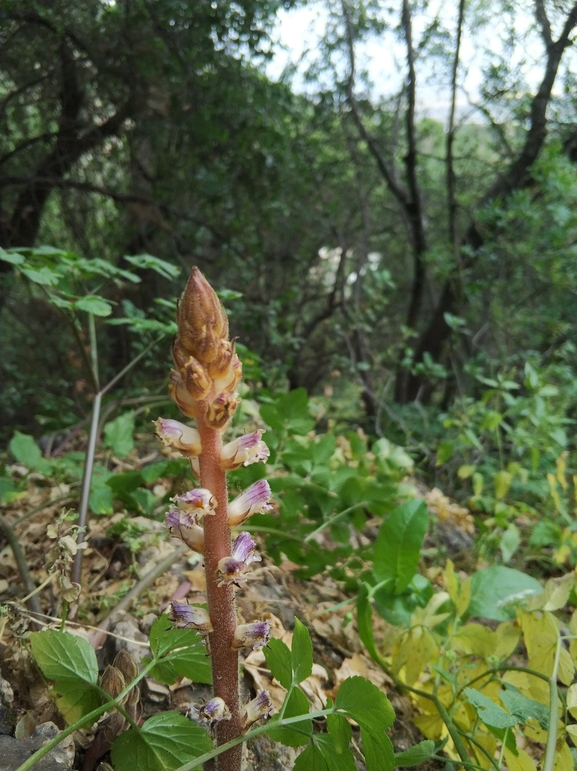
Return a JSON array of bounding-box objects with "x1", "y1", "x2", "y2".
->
[{"x1": 264, "y1": 1, "x2": 550, "y2": 123}]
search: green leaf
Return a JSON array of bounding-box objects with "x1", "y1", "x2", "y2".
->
[
  {"x1": 0, "y1": 248, "x2": 25, "y2": 265},
  {"x1": 111, "y1": 712, "x2": 211, "y2": 771},
  {"x1": 29, "y1": 630, "x2": 102, "y2": 723},
  {"x1": 0, "y1": 477, "x2": 18, "y2": 503},
  {"x1": 104, "y1": 411, "x2": 135, "y2": 457},
  {"x1": 124, "y1": 253, "x2": 180, "y2": 280},
  {"x1": 336, "y1": 676, "x2": 395, "y2": 734},
  {"x1": 267, "y1": 687, "x2": 312, "y2": 747},
  {"x1": 500, "y1": 524, "x2": 520, "y2": 563},
  {"x1": 327, "y1": 711, "x2": 352, "y2": 755},
  {"x1": 264, "y1": 638, "x2": 292, "y2": 690},
  {"x1": 362, "y1": 729, "x2": 395, "y2": 771},
  {"x1": 292, "y1": 618, "x2": 313, "y2": 684},
  {"x1": 436, "y1": 440, "x2": 454, "y2": 466},
  {"x1": 294, "y1": 734, "x2": 356, "y2": 771},
  {"x1": 498, "y1": 684, "x2": 549, "y2": 730},
  {"x1": 373, "y1": 500, "x2": 429, "y2": 593},
  {"x1": 260, "y1": 404, "x2": 284, "y2": 431},
  {"x1": 21, "y1": 266, "x2": 61, "y2": 286},
  {"x1": 464, "y1": 688, "x2": 518, "y2": 729},
  {"x1": 393, "y1": 740, "x2": 436, "y2": 767},
  {"x1": 468, "y1": 566, "x2": 542, "y2": 621},
  {"x1": 75, "y1": 295, "x2": 113, "y2": 317},
  {"x1": 356, "y1": 584, "x2": 384, "y2": 666},
  {"x1": 9, "y1": 431, "x2": 49, "y2": 473}
]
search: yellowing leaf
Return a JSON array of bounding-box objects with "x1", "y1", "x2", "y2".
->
[
  {"x1": 395, "y1": 627, "x2": 439, "y2": 686},
  {"x1": 558, "y1": 648, "x2": 575, "y2": 687},
  {"x1": 518, "y1": 609, "x2": 559, "y2": 677},
  {"x1": 504, "y1": 747, "x2": 537, "y2": 771},
  {"x1": 553, "y1": 741, "x2": 572, "y2": 771},
  {"x1": 556, "y1": 453, "x2": 568, "y2": 491},
  {"x1": 453, "y1": 624, "x2": 497, "y2": 658},
  {"x1": 494, "y1": 622, "x2": 522, "y2": 660},
  {"x1": 494, "y1": 470, "x2": 512, "y2": 499},
  {"x1": 502, "y1": 671, "x2": 549, "y2": 706},
  {"x1": 567, "y1": 684, "x2": 577, "y2": 719},
  {"x1": 412, "y1": 712, "x2": 445, "y2": 740},
  {"x1": 566, "y1": 724, "x2": 577, "y2": 740},
  {"x1": 528, "y1": 573, "x2": 575, "y2": 612},
  {"x1": 469, "y1": 733, "x2": 497, "y2": 770}
]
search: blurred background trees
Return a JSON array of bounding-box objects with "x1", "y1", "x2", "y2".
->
[{"x1": 1, "y1": 0, "x2": 576, "y2": 440}]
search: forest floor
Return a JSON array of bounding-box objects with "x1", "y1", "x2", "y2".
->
[{"x1": 0, "y1": 445, "x2": 476, "y2": 771}]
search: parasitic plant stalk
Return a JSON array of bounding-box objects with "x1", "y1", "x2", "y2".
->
[{"x1": 155, "y1": 268, "x2": 272, "y2": 771}]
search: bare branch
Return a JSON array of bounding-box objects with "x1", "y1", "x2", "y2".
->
[
  {"x1": 446, "y1": 0, "x2": 466, "y2": 252},
  {"x1": 534, "y1": 0, "x2": 553, "y2": 47}
]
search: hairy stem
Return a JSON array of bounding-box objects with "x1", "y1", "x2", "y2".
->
[{"x1": 197, "y1": 420, "x2": 242, "y2": 771}]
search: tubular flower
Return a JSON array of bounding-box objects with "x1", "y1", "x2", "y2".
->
[
  {"x1": 232, "y1": 620, "x2": 272, "y2": 651},
  {"x1": 206, "y1": 391, "x2": 241, "y2": 430},
  {"x1": 220, "y1": 431, "x2": 269, "y2": 471},
  {"x1": 169, "y1": 603, "x2": 213, "y2": 634},
  {"x1": 188, "y1": 697, "x2": 231, "y2": 728},
  {"x1": 228, "y1": 480, "x2": 272, "y2": 527},
  {"x1": 168, "y1": 370, "x2": 199, "y2": 418},
  {"x1": 217, "y1": 532, "x2": 261, "y2": 586},
  {"x1": 242, "y1": 691, "x2": 273, "y2": 728},
  {"x1": 154, "y1": 418, "x2": 202, "y2": 456},
  {"x1": 166, "y1": 507, "x2": 205, "y2": 553},
  {"x1": 173, "y1": 488, "x2": 217, "y2": 517}
]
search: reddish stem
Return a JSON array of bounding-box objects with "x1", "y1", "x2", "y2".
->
[{"x1": 197, "y1": 420, "x2": 242, "y2": 771}]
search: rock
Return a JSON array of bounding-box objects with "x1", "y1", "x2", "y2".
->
[
  {"x1": 0, "y1": 721, "x2": 74, "y2": 771},
  {"x1": 110, "y1": 615, "x2": 149, "y2": 664}
]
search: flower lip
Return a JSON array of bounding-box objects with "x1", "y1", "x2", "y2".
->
[
  {"x1": 188, "y1": 697, "x2": 231, "y2": 728},
  {"x1": 220, "y1": 430, "x2": 270, "y2": 471},
  {"x1": 227, "y1": 480, "x2": 272, "y2": 526},
  {"x1": 173, "y1": 488, "x2": 217, "y2": 516},
  {"x1": 169, "y1": 603, "x2": 213, "y2": 633}
]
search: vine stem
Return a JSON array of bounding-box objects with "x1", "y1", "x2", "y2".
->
[
  {"x1": 543, "y1": 634, "x2": 562, "y2": 771},
  {"x1": 198, "y1": 420, "x2": 242, "y2": 771}
]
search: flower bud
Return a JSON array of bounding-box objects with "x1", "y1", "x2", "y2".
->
[
  {"x1": 175, "y1": 268, "x2": 229, "y2": 365},
  {"x1": 173, "y1": 488, "x2": 217, "y2": 517},
  {"x1": 100, "y1": 664, "x2": 126, "y2": 698},
  {"x1": 232, "y1": 620, "x2": 271, "y2": 651},
  {"x1": 166, "y1": 508, "x2": 205, "y2": 553},
  {"x1": 206, "y1": 391, "x2": 240, "y2": 430},
  {"x1": 213, "y1": 353, "x2": 243, "y2": 395},
  {"x1": 217, "y1": 532, "x2": 261, "y2": 586},
  {"x1": 228, "y1": 480, "x2": 272, "y2": 527},
  {"x1": 188, "y1": 697, "x2": 231, "y2": 728},
  {"x1": 242, "y1": 691, "x2": 273, "y2": 728},
  {"x1": 181, "y1": 356, "x2": 212, "y2": 400},
  {"x1": 168, "y1": 371, "x2": 199, "y2": 418},
  {"x1": 154, "y1": 418, "x2": 202, "y2": 456},
  {"x1": 113, "y1": 650, "x2": 139, "y2": 683},
  {"x1": 169, "y1": 603, "x2": 213, "y2": 634},
  {"x1": 220, "y1": 431, "x2": 269, "y2": 471}
]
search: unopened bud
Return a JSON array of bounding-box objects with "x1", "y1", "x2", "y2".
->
[
  {"x1": 168, "y1": 371, "x2": 199, "y2": 418},
  {"x1": 176, "y1": 268, "x2": 229, "y2": 365},
  {"x1": 206, "y1": 391, "x2": 240, "y2": 430}
]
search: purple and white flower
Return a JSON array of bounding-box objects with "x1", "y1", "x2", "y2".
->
[
  {"x1": 165, "y1": 507, "x2": 205, "y2": 553},
  {"x1": 220, "y1": 430, "x2": 269, "y2": 471},
  {"x1": 154, "y1": 418, "x2": 202, "y2": 456},
  {"x1": 228, "y1": 480, "x2": 272, "y2": 526},
  {"x1": 217, "y1": 532, "x2": 261, "y2": 586},
  {"x1": 188, "y1": 697, "x2": 231, "y2": 728},
  {"x1": 173, "y1": 488, "x2": 217, "y2": 517},
  {"x1": 232, "y1": 620, "x2": 272, "y2": 651},
  {"x1": 242, "y1": 690, "x2": 273, "y2": 727},
  {"x1": 169, "y1": 602, "x2": 213, "y2": 633}
]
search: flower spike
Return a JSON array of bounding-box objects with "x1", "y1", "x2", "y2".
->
[
  {"x1": 220, "y1": 430, "x2": 269, "y2": 471},
  {"x1": 217, "y1": 532, "x2": 261, "y2": 586},
  {"x1": 228, "y1": 480, "x2": 272, "y2": 526},
  {"x1": 169, "y1": 603, "x2": 213, "y2": 634}
]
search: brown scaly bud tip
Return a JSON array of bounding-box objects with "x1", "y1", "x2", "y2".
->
[
  {"x1": 176, "y1": 267, "x2": 229, "y2": 365},
  {"x1": 100, "y1": 665, "x2": 126, "y2": 699}
]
